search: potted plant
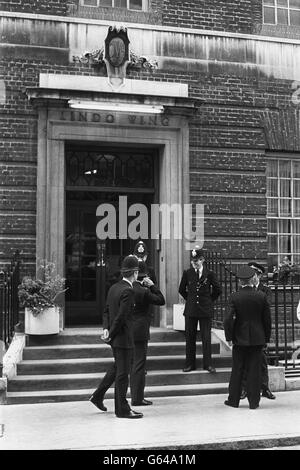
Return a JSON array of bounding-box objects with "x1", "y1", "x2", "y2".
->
[{"x1": 18, "y1": 260, "x2": 67, "y2": 335}]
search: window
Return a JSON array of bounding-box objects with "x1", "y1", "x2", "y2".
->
[
  {"x1": 81, "y1": 0, "x2": 146, "y2": 10},
  {"x1": 263, "y1": 0, "x2": 300, "y2": 26},
  {"x1": 267, "y1": 158, "x2": 300, "y2": 272}
]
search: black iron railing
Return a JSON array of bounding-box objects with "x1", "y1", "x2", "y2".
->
[
  {"x1": 270, "y1": 282, "x2": 300, "y2": 371},
  {"x1": 205, "y1": 251, "x2": 238, "y2": 327},
  {"x1": 0, "y1": 251, "x2": 21, "y2": 352}
]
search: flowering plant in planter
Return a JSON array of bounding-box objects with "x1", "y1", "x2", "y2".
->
[{"x1": 18, "y1": 260, "x2": 67, "y2": 317}]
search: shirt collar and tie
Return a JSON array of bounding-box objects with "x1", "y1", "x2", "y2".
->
[{"x1": 195, "y1": 266, "x2": 203, "y2": 279}]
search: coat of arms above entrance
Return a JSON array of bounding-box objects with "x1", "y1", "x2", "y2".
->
[{"x1": 73, "y1": 26, "x2": 158, "y2": 91}]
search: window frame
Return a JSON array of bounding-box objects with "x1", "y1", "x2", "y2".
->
[
  {"x1": 267, "y1": 154, "x2": 300, "y2": 270},
  {"x1": 263, "y1": 0, "x2": 300, "y2": 26},
  {"x1": 80, "y1": 0, "x2": 148, "y2": 11}
]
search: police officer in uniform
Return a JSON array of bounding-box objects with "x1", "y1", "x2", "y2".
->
[
  {"x1": 179, "y1": 247, "x2": 221, "y2": 373},
  {"x1": 224, "y1": 266, "x2": 272, "y2": 409},
  {"x1": 133, "y1": 240, "x2": 157, "y2": 285},
  {"x1": 239, "y1": 262, "x2": 276, "y2": 400},
  {"x1": 130, "y1": 261, "x2": 165, "y2": 406},
  {"x1": 89, "y1": 255, "x2": 143, "y2": 419}
]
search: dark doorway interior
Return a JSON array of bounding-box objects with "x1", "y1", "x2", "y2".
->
[{"x1": 65, "y1": 145, "x2": 158, "y2": 326}]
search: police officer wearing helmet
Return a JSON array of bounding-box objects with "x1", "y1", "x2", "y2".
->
[
  {"x1": 224, "y1": 265, "x2": 272, "y2": 409},
  {"x1": 179, "y1": 247, "x2": 221, "y2": 373},
  {"x1": 239, "y1": 262, "x2": 275, "y2": 400},
  {"x1": 130, "y1": 261, "x2": 165, "y2": 406},
  {"x1": 133, "y1": 240, "x2": 157, "y2": 285},
  {"x1": 89, "y1": 255, "x2": 143, "y2": 419}
]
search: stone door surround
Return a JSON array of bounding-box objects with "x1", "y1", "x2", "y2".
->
[{"x1": 27, "y1": 83, "x2": 196, "y2": 327}]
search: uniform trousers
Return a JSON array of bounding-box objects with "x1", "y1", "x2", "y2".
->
[
  {"x1": 261, "y1": 349, "x2": 269, "y2": 390},
  {"x1": 92, "y1": 346, "x2": 133, "y2": 417},
  {"x1": 185, "y1": 316, "x2": 212, "y2": 369},
  {"x1": 130, "y1": 340, "x2": 148, "y2": 403},
  {"x1": 228, "y1": 345, "x2": 263, "y2": 407},
  {"x1": 241, "y1": 348, "x2": 269, "y2": 391}
]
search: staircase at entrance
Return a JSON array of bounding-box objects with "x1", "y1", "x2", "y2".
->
[{"x1": 7, "y1": 328, "x2": 232, "y2": 404}]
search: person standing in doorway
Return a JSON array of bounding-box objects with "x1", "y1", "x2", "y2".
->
[
  {"x1": 179, "y1": 247, "x2": 221, "y2": 373},
  {"x1": 89, "y1": 255, "x2": 143, "y2": 419},
  {"x1": 133, "y1": 240, "x2": 157, "y2": 285},
  {"x1": 224, "y1": 266, "x2": 272, "y2": 410},
  {"x1": 130, "y1": 261, "x2": 165, "y2": 406}
]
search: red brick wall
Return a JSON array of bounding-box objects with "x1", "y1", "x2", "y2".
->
[
  {"x1": 0, "y1": 1, "x2": 263, "y2": 33},
  {"x1": 153, "y1": 0, "x2": 263, "y2": 33},
  {"x1": 2, "y1": 55, "x2": 294, "y2": 269},
  {"x1": 0, "y1": 0, "x2": 68, "y2": 15}
]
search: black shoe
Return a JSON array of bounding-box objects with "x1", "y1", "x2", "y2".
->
[
  {"x1": 89, "y1": 395, "x2": 107, "y2": 412},
  {"x1": 131, "y1": 399, "x2": 153, "y2": 406},
  {"x1": 249, "y1": 404, "x2": 259, "y2": 410},
  {"x1": 261, "y1": 389, "x2": 276, "y2": 400},
  {"x1": 224, "y1": 400, "x2": 239, "y2": 408},
  {"x1": 204, "y1": 366, "x2": 216, "y2": 373},
  {"x1": 183, "y1": 366, "x2": 196, "y2": 372},
  {"x1": 116, "y1": 410, "x2": 143, "y2": 419},
  {"x1": 240, "y1": 389, "x2": 247, "y2": 400}
]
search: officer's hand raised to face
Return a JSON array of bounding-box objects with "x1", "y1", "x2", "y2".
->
[{"x1": 143, "y1": 277, "x2": 154, "y2": 288}]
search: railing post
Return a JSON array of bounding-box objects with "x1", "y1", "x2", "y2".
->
[
  {"x1": 283, "y1": 284, "x2": 288, "y2": 369},
  {"x1": 291, "y1": 281, "x2": 295, "y2": 370},
  {"x1": 3, "y1": 271, "x2": 8, "y2": 348},
  {"x1": 0, "y1": 252, "x2": 22, "y2": 352},
  {"x1": 0, "y1": 271, "x2": 5, "y2": 377},
  {"x1": 274, "y1": 284, "x2": 279, "y2": 366},
  {"x1": 219, "y1": 256, "x2": 223, "y2": 324},
  {"x1": 15, "y1": 250, "x2": 20, "y2": 329}
]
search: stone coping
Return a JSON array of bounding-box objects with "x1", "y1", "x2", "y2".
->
[{"x1": 2, "y1": 10, "x2": 300, "y2": 46}]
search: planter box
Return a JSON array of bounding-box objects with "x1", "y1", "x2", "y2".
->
[{"x1": 25, "y1": 307, "x2": 60, "y2": 335}]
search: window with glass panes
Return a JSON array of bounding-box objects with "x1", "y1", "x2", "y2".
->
[
  {"x1": 263, "y1": 0, "x2": 300, "y2": 26},
  {"x1": 267, "y1": 158, "x2": 300, "y2": 272},
  {"x1": 81, "y1": 0, "x2": 146, "y2": 10}
]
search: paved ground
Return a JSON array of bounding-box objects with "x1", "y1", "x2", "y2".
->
[{"x1": 1, "y1": 391, "x2": 300, "y2": 450}]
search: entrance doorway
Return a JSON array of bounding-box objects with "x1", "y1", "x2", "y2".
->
[{"x1": 65, "y1": 145, "x2": 158, "y2": 326}]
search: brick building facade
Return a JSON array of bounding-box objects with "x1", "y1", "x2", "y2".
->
[{"x1": 1, "y1": 0, "x2": 300, "y2": 327}]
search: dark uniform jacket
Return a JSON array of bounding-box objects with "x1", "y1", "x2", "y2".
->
[
  {"x1": 257, "y1": 281, "x2": 271, "y2": 301},
  {"x1": 178, "y1": 265, "x2": 221, "y2": 318},
  {"x1": 224, "y1": 286, "x2": 272, "y2": 346},
  {"x1": 102, "y1": 279, "x2": 135, "y2": 349},
  {"x1": 132, "y1": 282, "x2": 165, "y2": 341}
]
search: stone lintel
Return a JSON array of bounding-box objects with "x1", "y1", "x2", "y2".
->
[
  {"x1": 39, "y1": 74, "x2": 189, "y2": 98},
  {"x1": 26, "y1": 87, "x2": 198, "y2": 115}
]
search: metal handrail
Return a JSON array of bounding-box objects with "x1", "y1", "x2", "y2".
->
[{"x1": 0, "y1": 251, "x2": 21, "y2": 356}]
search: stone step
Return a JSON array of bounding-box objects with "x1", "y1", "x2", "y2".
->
[
  {"x1": 8, "y1": 368, "x2": 232, "y2": 392},
  {"x1": 17, "y1": 354, "x2": 232, "y2": 375},
  {"x1": 22, "y1": 342, "x2": 220, "y2": 360},
  {"x1": 25, "y1": 328, "x2": 189, "y2": 346},
  {"x1": 6, "y1": 383, "x2": 229, "y2": 405}
]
